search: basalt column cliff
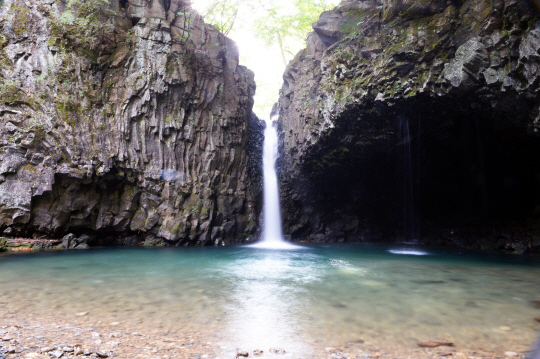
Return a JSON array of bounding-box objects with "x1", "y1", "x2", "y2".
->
[
  {"x1": 276, "y1": 0, "x2": 540, "y2": 252},
  {"x1": 0, "y1": 0, "x2": 264, "y2": 246}
]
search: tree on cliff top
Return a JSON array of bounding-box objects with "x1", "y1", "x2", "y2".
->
[
  {"x1": 200, "y1": 0, "x2": 241, "y2": 35},
  {"x1": 252, "y1": 0, "x2": 336, "y2": 64},
  {"x1": 200, "y1": 0, "x2": 338, "y2": 65}
]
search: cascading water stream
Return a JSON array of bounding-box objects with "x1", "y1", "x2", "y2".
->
[{"x1": 252, "y1": 116, "x2": 298, "y2": 249}]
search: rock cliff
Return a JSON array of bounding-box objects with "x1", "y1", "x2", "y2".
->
[
  {"x1": 0, "y1": 0, "x2": 264, "y2": 246},
  {"x1": 276, "y1": 0, "x2": 540, "y2": 252}
]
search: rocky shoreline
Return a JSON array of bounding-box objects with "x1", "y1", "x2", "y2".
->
[
  {"x1": 2, "y1": 230, "x2": 540, "y2": 254},
  {"x1": 0, "y1": 312, "x2": 536, "y2": 359},
  {"x1": 0, "y1": 312, "x2": 223, "y2": 359}
]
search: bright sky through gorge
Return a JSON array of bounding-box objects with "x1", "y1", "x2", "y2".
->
[{"x1": 191, "y1": 0, "x2": 341, "y2": 119}]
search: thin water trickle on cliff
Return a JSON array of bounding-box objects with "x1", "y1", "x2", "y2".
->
[
  {"x1": 399, "y1": 116, "x2": 418, "y2": 242},
  {"x1": 252, "y1": 117, "x2": 298, "y2": 249}
]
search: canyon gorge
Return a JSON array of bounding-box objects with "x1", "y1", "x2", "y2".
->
[{"x1": 1, "y1": 0, "x2": 540, "y2": 253}]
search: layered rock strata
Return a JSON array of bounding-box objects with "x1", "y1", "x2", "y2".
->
[
  {"x1": 0, "y1": 0, "x2": 263, "y2": 245},
  {"x1": 276, "y1": 0, "x2": 540, "y2": 252}
]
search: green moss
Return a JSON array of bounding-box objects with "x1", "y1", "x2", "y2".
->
[
  {"x1": 440, "y1": 51, "x2": 450, "y2": 63},
  {"x1": 56, "y1": 100, "x2": 81, "y2": 126},
  {"x1": 20, "y1": 163, "x2": 37, "y2": 175},
  {"x1": 7, "y1": 244, "x2": 30, "y2": 249},
  {"x1": 0, "y1": 78, "x2": 21, "y2": 104},
  {"x1": 9, "y1": 4, "x2": 30, "y2": 38},
  {"x1": 418, "y1": 70, "x2": 429, "y2": 86},
  {"x1": 0, "y1": 33, "x2": 8, "y2": 49}
]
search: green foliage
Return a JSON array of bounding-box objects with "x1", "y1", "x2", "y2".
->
[
  {"x1": 201, "y1": 0, "x2": 241, "y2": 35},
  {"x1": 395, "y1": 79, "x2": 403, "y2": 93},
  {"x1": 251, "y1": 0, "x2": 336, "y2": 63},
  {"x1": 200, "y1": 0, "x2": 337, "y2": 64}
]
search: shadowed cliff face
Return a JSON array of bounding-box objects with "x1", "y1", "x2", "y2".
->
[
  {"x1": 276, "y1": 0, "x2": 540, "y2": 252},
  {"x1": 0, "y1": 0, "x2": 264, "y2": 245}
]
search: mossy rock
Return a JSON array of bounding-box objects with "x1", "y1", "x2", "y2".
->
[
  {"x1": 0, "y1": 237, "x2": 7, "y2": 252},
  {"x1": 143, "y1": 236, "x2": 164, "y2": 247}
]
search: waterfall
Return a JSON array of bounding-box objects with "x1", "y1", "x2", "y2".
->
[{"x1": 252, "y1": 116, "x2": 298, "y2": 249}]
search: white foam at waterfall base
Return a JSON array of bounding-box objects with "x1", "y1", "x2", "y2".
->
[
  {"x1": 251, "y1": 117, "x2": 301, "y2": 250},
  {"x1": 388, "y1": 249, "x2": 429, "y2": 256}
]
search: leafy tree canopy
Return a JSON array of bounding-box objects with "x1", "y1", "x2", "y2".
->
[{"x1": 201, "y1": 0, "x2": 338, "y2": 64}]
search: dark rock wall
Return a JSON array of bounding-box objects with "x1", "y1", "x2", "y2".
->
[
  {"x1": 0, "y1": 0, "x2": 264, "y2": 245},
  {"x1": 276, "y1": 0, "x2": 540, "y2": 252}
]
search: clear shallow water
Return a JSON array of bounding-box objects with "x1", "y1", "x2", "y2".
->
[{"x1": 1, "y1": 244, "x2": 540, "y2": 356}]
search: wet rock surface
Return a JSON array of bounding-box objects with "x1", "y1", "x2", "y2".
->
[
  {"x1": 0, "y1": 0, "x2": 264, "y2": 246},
  {"x1": 275, "y1": 0, "x2": 540, "y2": 252},
  {"x1": 418, "y1": 338, "x2": 454, "y2": 348}
]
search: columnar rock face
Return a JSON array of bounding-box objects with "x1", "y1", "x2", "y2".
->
[
  {"x1": 276, "y1": 0, "x2": 540, "y2": 252},
  {"x1": 0, "y1": 0, "x2": 263, "y2": 246}
]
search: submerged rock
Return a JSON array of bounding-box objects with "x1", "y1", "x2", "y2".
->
[
  {"x1": 417, "y1": 338, "x2": 454, "y2": 348},
  {"x1": 0, "y1": 0, "x2": 264, "y2": 245},
  {"x1": 236, "y1": 349, "x2": 249, "y2": 358},
  {"x1": 51, "y1": 350, "x2": 63, "y2": 358}
]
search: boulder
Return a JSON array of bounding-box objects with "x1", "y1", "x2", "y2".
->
[{"x1": 62, "y1": 234, "x2": 75, "y2": 249}]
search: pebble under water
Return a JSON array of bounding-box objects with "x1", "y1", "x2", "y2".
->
[{"x1": 1, "y1": 244, "x2": 540, "y2": 357}]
